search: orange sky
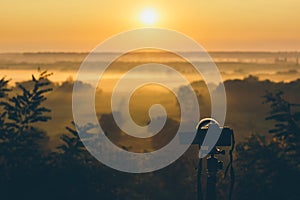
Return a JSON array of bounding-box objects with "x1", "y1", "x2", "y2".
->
[{"x1": 0, "y1": 0, "x2": 300, "y2": 52}]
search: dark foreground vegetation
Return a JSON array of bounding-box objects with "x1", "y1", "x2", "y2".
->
[{"x1": 0, "y1": 72, "x2": 299, "y2": 200}]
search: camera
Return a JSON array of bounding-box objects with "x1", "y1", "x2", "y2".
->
[{"x1": 193, "y1": 123, "x2": 232, "y2": 146}]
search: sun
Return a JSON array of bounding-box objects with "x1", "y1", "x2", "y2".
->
[{"x1": 140, "y1": 8, "x2": 158, "y2": 25}]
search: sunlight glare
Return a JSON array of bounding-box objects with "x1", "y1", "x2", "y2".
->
[{"x1": 140, "y1": 8, "x2": 157, "y2": 25}]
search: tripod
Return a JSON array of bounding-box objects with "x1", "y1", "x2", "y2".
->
[
  {"x1": 197, "y1": 147, "x2": 225, "y2": 200},
  {"x1": 185, "y1": 118, "x2": 235, "y2": 200}
]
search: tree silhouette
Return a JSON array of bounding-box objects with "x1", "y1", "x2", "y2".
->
[
  {"x1": 0, "y1": 71, "x2": 52, "y2": 162},
  {"x1": 234, "y1": 91, "x2": 300, "y2": 200},
  {"x1": 0, "y1": 72, "x2": 53, "y2": 200},
  {"x1": 1, "y1": 71, "x2": 52, "y2": 132},
  {"x1": 57, "y1": 122, "x2": 96, "y2": 164},
  {"x1": 0, "y1": 77, "x2": 10, "y2": 134},
  {"x1": 51, "y1": 122, "x2": 122, "y2": 200},
  {"x1": 263, "y1": 90, "x2": 300, "y2": 167},
  {"x1": 0, "y1": 77, "x2": 10, "y2": 98}
]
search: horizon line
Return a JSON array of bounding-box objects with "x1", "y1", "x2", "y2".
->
[{"x1": 0, "y1": 50, "x2": 300, "y2": 54}]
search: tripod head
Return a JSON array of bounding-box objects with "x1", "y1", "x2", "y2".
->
[{"x1": 195, "y1": 118, "x2": 233, "y2": 148}]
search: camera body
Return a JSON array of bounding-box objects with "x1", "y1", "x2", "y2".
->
[{"x1": 193, "y1": 124, "x2": 232, "y2": 146}]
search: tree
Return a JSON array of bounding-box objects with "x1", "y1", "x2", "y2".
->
[
  {"x1": 0, "y1": 72, "x2": 53, "y2": 200},
  {"x1": 0, "y1": 77, "x2": 10, "y2": 134},
  {"x1": 263, "y1": 90, "x2": 300, "y2": 168},
  {"x1": 57, "y1": 122, "x2": 95, "y2": 163},
  {"x1": 234, "y1": 91, "x2": 300, "y2": 200},
  {"x1": 0, "y1": 71, "x2": 52, "y2": 160},
  {"x1": 1, "y1": 71, "x2": 52, "y2": 132}
]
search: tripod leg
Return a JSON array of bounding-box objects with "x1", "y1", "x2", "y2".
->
[
  {"x1": 206, "y1": 156, "x2": 218, "y2": 200},
  {"x1": 197, "y1": 158, "x2": 203, "y2": 200},
  {"x1": 206, "y1": 173, "x2": 217, "y2": 200}
]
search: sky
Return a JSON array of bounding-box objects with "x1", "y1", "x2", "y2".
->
[{"x1": 0, "y1": 0, "x2": 300, "y2": 52}]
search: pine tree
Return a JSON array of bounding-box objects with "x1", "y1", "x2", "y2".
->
[{"x1": 263, "y1": 90, "x2": 300, "y2": 168}]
